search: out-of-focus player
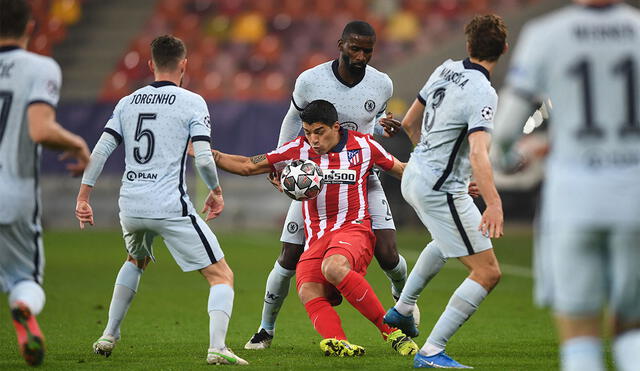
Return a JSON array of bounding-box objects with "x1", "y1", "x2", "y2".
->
[
  {"x1": 214, "y1": 100, "x2": 418, "y2": 357},
  {"x1": 245, "y1": 20, "x2": 417, "y2": 350},
  {"x1": 384, "y1": 14, "x2": 507, "y2": 369},
  {"x1": 74, "y1": 35, "x2": 248, "y2": 366},
  {"x1": 493, "y1": 1, "x2": 640, "y2": 370},
  {"x1": 0, "y1": 0, "x2": 90, "y2": 366}
]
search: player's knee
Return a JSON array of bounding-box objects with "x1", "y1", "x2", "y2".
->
[
  {"x1": 321, "y1": 255, "x2": 350, "y2": 285},
  {"x1": 127, "y1": 255, "x2": 150, "y2": 269},
  {"x1": 373, "y1": 231, "x2": 399, "y2": 270},
  {"x1": 478, "y1": 265, "x2": 501, "y2": 289},
  {"x1": 278, "y1": 242, "x2": 304, "y2": 270}
]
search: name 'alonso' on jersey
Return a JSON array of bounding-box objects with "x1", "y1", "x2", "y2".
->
[
  {"x1": 266, "y1": 129, "x2": 394, "y2": 249},
  {"x1": 104, "y1": 81, "x2": 211, "y2": 218},
  {"x1": 413, "y1": 58, "x2": 497, "y2": 193},
  {"x1": 291, "y1": 60, "x2": 392, "y2": 135}
]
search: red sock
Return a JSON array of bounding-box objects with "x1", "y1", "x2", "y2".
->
[
  {"x1": 336, "y1": 270, "x2": 394, "y2": 336},
  {"x1": 304, "y1": 297, "x2": 347, "y2": 340}
]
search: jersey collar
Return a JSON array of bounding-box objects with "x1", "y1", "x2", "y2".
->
[
  {"x1": 149, "y1": 80, "x2": 177, "y2": 88},
  {"x1": 0, "y1": 45, "x2": 21, "y2": 53},
  {"x1": 463, "y1": 58, "x2": 490, "y2": 81},
  {"x1": 332, "y1": 59, "x2": 366, "y2": 88},
  {"x1": 330, "y1": 128, "x2": 349, "y2": 153}
]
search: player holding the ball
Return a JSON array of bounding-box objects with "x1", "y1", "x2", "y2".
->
[{"x1": 214, "y1": 99, "x2": 418, "y2": 357}]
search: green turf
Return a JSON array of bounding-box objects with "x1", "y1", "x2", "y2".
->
[{"x1": 1, "y1": 228, "x2": 561, "y2": 370}]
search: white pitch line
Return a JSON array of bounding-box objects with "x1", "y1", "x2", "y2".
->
[{"x1": 401, "y1": 249, "x2": 533, "y2": 279}]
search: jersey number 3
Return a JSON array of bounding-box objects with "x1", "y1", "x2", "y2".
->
[{"x1": 134, "y1": 113, "x2": 156, "y2": 164}]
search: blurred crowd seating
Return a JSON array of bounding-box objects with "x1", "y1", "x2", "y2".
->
[
  {"x1": 27, "y1": 0, "x2": 83, "y2": 56},
  {"x1": 101, "y1": 0, "x2": 540, "y2": 101}
]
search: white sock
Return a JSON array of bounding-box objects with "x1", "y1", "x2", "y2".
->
[
  {"x1": 419, "y1": 342, "x2": 445, "y2": 357},
  {"x1": 426, "y1": 278, "x2": 487, "y2": 349},
  {"x1": 384, "y1": 254, "x2": 407, "y2": 298},
  {"x1": 561, "y1": 336, "x2": 604, "y2": 371},
  {"x1": 104, "y1": 261, "x2": 143, "y2": 338},
  {"x1": 395, "y1": 242, "x2": 447, "y2": 316},
  {"x1": 8, "y1": 280, "x2": 45, "y2": 315},
  {"x1": 259, "y1": 261, "x2": 295, "y2": 333},
  {"x1": 613, "y1": 329, "x2": 640, "y2": 371},
  {"x1": 209, "y1": 284, "x2": 234, "y2": 349}
]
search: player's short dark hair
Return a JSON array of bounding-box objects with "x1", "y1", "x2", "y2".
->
[
  {"x1": 341, "y1": 21, "x2": 376, "y2": 41},
  {"x1": 150, "y1": 35, "x2": 187, "y2": 71},
  {"x1": 465, "y1": 14, "x2": 507, "y2": 62},
  {"x1": 0, "y1": 0, "x2": 31, "y2": 39},
  {"x1": 300, "y1": 100, "x2": 339, "y2": 127}
]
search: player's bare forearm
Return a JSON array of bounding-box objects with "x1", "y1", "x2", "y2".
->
[
  {"x1": 386, "y1": 158, "x2": 406, "y2": 180},
  {"x1": 401, "y1": 99, "x2": 425, "y2": 146},
  {"x1": 28, "y1": 104, "x2": 85, "y2": 151},
  {"x1": 469, "y1": 131, "x2": 503, "y2": 238},
  {"x1": 77, "y1": 183, "x2": 93, "y2": 202},
  {"x1": 213, "y1": 150, "x2": 271, "y2": 176}
]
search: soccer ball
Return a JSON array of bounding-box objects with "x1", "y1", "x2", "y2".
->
[{"x1": 280, "y1": 159, "x2": 324, "y2": 201}]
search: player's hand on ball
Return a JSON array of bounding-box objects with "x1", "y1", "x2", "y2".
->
[
  {"x1": 379, "y1": 112, "x2": 401, "y2": 137},
  {"x1": 267, "y1": 171, "x2": 283, "y2": 192},
  {"x1": 468, "y1": 181, "x2": 480, "y2": 198},
  {"x1": 75, "y1": 200, "x2": 94, "y2": 229},
  {"x1": 479, "y1": 204, "x2": 503, "y2": 239},
  {"x1": 202, "y1": 186, "x2": 224, "y2": 221}
]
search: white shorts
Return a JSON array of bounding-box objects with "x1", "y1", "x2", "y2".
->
[
  {"x1": 120, "y1": 213, "x2": 224, "y2": 272},
  {"x1": 535, "y1": 220, "x2": 640, "y2": 320},
  {"x1": 0, "y1": 216, "x2": 44, "y2": 293},
  {"x1": 401, "y1": 160, "x2": 492, "y2": 258},
  {"x1": 280, "y1": 173, "x2": 396, "y2": 245}
]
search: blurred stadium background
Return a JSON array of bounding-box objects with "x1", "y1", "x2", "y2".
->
[{"x1": 31, "y1": 0, "x2": 639, "y2": 231}]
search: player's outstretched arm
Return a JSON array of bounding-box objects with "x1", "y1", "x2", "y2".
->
[
  {"x1": 28, "y1": 103, "x2": 90, "y2": 176},
  {"x1": 213, "y1": 150, "x2": 272, "y2": 176},
  {"x1": 468, "y1": 131, "x2": 503, "y2": 238},
  {"x1": 401, "y1": 99, "x2": 425, "y2": 146}
]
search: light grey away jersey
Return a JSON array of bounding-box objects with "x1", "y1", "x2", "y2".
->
[
  {"x1": 284, "y1": 60, "x2": 392, "y2": 143},
  {"x1": 412, "y1": 58, "x2": 497, "y2": 193},
  {"x1": 507, "y1": 3, "x2": 640, "y2": 225},
  {"x1": 0, "y1": 46, "x2": 61, "y2": 223},
  {"x1": 105, "y1": 81, "x2": 211, "y2": 218}
]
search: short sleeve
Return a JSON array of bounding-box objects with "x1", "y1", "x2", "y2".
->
[
  {"x1": 266, "y1": 137, "x2": 303, "y2": 171},
  {"x1": 103, "y1": 98, "x2": 126, "y2": 144},
  {"x1": 27, "y1": 58, "x2": 61, "y2": 108},
  {"x1": 505, "y1": 21, "x2": 547, "y2": 97},
  {"x1": 366, "y1": 135, "x2": 394, "y2": 171},
  {"x1": 291, "y1": 72, "x2": 311, "y2": 111},
  {"x1": 189, "y1": 96, "x2": 212, "y2": 143},
  {"x1": 466, "y1": 85, "x2": 498, "y2": 134},
  {"x1": 416, "y1": 80, "x2": 430, "y2": 106}
]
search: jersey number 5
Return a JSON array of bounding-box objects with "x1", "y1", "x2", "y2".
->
[{"x1": 134, "y1": 113, "x2": 156, "y2": 164}]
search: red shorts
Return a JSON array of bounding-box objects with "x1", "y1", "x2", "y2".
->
[{"x1": 296, "y1": 223, "x2": 376, "y2": 291}]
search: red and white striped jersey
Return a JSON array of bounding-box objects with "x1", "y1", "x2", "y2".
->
[{"x1": 266, "y1": 129, "x2": 395, "y2": 249}]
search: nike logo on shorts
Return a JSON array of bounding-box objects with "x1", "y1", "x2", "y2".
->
[{"x1": 339, "y1": 241, "x2": 352, "y2": 246}]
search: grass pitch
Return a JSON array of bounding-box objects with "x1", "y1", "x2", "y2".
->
[{"x1": 0, "y1": 228, "x2": 560, "y2": 370}]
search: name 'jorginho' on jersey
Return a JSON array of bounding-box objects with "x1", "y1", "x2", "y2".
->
[
  {"x1": 104, "y1": 81, "x2": 211, "y2": 218},
  {"x1": 412, "y1": 58, "x2": 497, "y2": 193}
]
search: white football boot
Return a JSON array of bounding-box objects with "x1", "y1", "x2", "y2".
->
[
  {"x1": 207, "y1": 347, "x2": 249, "y2": 365},
  {"x1": 93, "y1": 334, "x2": 117, "y2": 357}
]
